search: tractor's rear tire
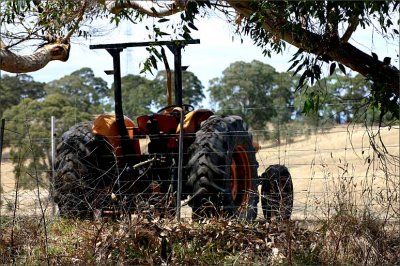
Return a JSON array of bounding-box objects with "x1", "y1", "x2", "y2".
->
[
  {"x1": 261, "y1": 164, "x2": 293, "y2": 221},
  {"x1": 54, "y1": 122, "x2": 116, "y2": 219},
  {"x1": 186, "y1": 115, "x2": 259, "y2": 221}
]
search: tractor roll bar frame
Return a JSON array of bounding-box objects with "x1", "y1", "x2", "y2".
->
[
  {"x1": 89, "y1": 39, "x2": 200, "y2": 162},
  {"x1": 90, "y1": 40, "x2": 200, "y2": 221}
]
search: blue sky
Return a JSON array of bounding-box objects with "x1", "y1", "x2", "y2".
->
[{"x1": 22, "y1": 14, "x2": 399, "y2": 91}]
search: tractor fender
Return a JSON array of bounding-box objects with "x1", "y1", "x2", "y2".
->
[
  {"x1": 92, "y1": 114, "x2": 140, "y2": 156},
  {"x1": 178, "y1": 109, "x2": 214, "y2": 134}
]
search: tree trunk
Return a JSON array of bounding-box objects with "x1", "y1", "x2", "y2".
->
[{"x1": 0, "y1": 43, "x2": 70, "y2": 73}]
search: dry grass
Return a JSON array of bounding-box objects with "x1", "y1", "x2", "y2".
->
[
  {"x1": 1, "y1": 124, "x2": 399, "y2": 265},
  {"x1": 0, "y1": 214, "x2": 399, "y2": 265},
  {"x1": 256, "y1": 124, "x2": 399, "y2": 220}
]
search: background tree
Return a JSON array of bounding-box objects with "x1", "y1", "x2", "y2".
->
[
  {"x1": 118, "y1": 70, "x2": 205, "y2": 118},
  {"x1": 3, "y1": 97, "x2": 91, "y2": 189},
  {"x1": 209, "y1": 60, "x2": 295, "y2": 134},
  {"x1": 0, "y1": 74, "x2": 46, "y2": 118},
  {"x1": 45, "y1": 67, "x2": 111, "y2": 114},
  {"x1": 119, "y1": 74, "x2": 159, "y2": 117},
  {"x1": 153, "y1": 70, "x2": 205, "y2": 108},
  {"x1": 269, "y1": 71, "x2": 298, "y2": 143},
  {"x1": 320, "y1": 71, "x2": 370, "y2": 124},
  {"x1": 2, "y1": 69, "x2": 109, "y2": 189},
  {"x1": 294, "y1": 69, "x2": 398, "y2": 128}
]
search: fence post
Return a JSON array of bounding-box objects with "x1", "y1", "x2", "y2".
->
[
  {"x1": 50, "y1": 116, "x2": 56, "y2": 217},
  {"x1": 0, "y1": 119, "x2": 4, "y2": 160},
  {"x1": 176, "y1": 110, "x2": 184, "y2": 222},
  {"x1": 0, "y1": 119, "x2": 5, "y2": 223},
  {"x1": 0, "y1": 119, "x2": 4, "y2": 171}
]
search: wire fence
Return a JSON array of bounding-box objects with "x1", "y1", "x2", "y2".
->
[{"x1": 0, "y1": 116, "x2": 399, "y2": 223}]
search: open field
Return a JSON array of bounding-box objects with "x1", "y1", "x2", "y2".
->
[
  {"x1": 1, "y1": 124, "x2": 399, "y2": 220},
  {"x1": 256, "y1": 124, "x2": 399, "y2": 220}
]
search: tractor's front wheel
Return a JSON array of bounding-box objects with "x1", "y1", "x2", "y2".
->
[{"x1": 186, "y1": 115, "x2": 259, "y2": 221}]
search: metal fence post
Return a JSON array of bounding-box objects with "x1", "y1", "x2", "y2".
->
[
  {"x1": 50, "y1": 116, "x2": 56, "y2": 217},
  {"x1": 0, "y1": 119, "x2": 4, "y2": 158},
  {"x1": 0, "y1": 119, "x2": 5, "y2": 223},
  {"x1": 176, "y1": 111, "x2": 184, "y2": 222}
]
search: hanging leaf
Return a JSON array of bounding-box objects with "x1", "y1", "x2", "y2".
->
[
  {"x1": 329, "y1": 62, "x2": 336, "y2": 76},
  {"x1": 383, "y1": 57, "x2": 391, "y2": 65},
  {"x1": 287, "y1": 60, "x2": 300, "y2": 71},
  {"x1": 289, "y1": 48, "x2": 304, "y2": 62},
  {"x1": 338, "y1": 63, "x2": 346, "y2": 74},
  {"x1": 296, "y1": 70, "x2": 308, "y2": 91},
  {"x1": 150, "y1": 55, "x2": 158, "y2": 70},
  {"x1": 188, "y1": 22, "x2": 198, "y2": 31},
  {"x1": 302, "y1": 98, "x2": 314, "y2": 114},
  {"x1": 313, "y1": 64, "x2": 321, "y2": 78}
]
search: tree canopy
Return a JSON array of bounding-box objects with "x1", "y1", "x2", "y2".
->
[
  {"x1": 154, "y1": 70, "x2": 205, "y2": 108},
  {"x1": 0, "y1": 0, "x2": 398, "y2": 119},
  {"x1": 209, "y1": 60, "x2": 295, "y2": 131},
  {"x1": 45, "y1": 67, "x2": 111, "y2": 113},
  {"x1": 2, "y1": 67, "x2": 109, "y2": 188},
  {"x1": 209, "y1": 60, "x2": 396, "y2": 139},
  {"x1": 0, "y1": 74, "x2": 45, "y2": 118},
  {"x1": 118, "y1": 70, "x2": 205, "y2": 117}
]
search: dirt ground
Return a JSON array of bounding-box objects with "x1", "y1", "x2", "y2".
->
[{"x1": 1, "y1": 124, "x2": 399, "y2": 220}]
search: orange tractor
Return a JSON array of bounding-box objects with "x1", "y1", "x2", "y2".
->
[{"x1": 54, "y1": 40, "x2": 293, "y2": 221}]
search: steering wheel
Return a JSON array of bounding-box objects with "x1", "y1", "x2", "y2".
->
[{"x1": 157, "y1": 104, "x2": 194, "y2": 114}]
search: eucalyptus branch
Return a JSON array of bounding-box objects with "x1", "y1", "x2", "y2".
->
[
  {"x1": 99, "y1": 0, "x2": 185, "y2": 17},
  {"x1": 62, "y1": 0, "x2": 89, "y2": 42},
  {"x1": 3, "y1": 23, "x2": 46, "y2": 49},
  {"x1": 325, "y1": 1, "x2": 339, "y2": 38},
  {"x1": 0, "y1": 42, "x2": 70, "y2": 73},
  {"x1": 341, "y1": 15, "x2": 358, "y2": 43}
]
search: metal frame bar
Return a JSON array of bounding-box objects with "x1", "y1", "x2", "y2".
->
[
  {"x1": 104, "y1": 48, "x2": 136, "y2": 160},
  {"x1": 89, "y1": 39, "x2": 200, "y2": 50}
]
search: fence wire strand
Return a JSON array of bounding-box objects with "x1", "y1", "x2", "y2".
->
[{"x1": 0, "y1": 117, "x2": 399, "y2": 221}]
